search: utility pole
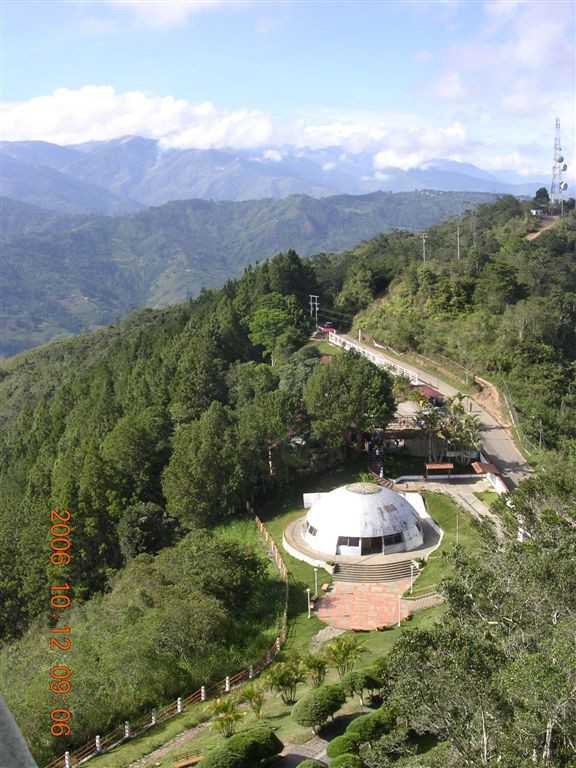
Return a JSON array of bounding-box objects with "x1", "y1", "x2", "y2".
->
[
  {"x1": 309, "y1": 294, "x2": 319, "y2": 325},
  {"x1": 422, "y1": 234, "x2": 427, "y2": 263},
  {"x1": 456, "y1": 219, "x2": 461, "y2": 260}
]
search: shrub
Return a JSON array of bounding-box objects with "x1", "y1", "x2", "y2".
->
[
  {"x1": 326, "y1": 734, "x2": 360, "y2": 759},
  {"x1": 292, "y1": 683, "x2": 346, "y2": 733},
  {"x1": 298, "y1": 761, "x2": 325, "y2": 768},
  {"x1": 339, "y1": 669, "x2": 381, "y2": 705},
  {"x1": 199, "y1": 744, "x2": 247, "y2": 768},
  {"x1": 199, "y1": 726, "x2": 283, "y2": 768},
  {"x1": 330, "y1": 754, "x2": 364, "y2": 768},
  {"x1": 227, "y1": 726, "x2": 283, "y2": 763},
  {"x1": 346, "y1": 707, "x2": 396, "y2": 745}
]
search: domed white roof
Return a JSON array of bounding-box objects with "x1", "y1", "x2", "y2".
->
[{"x1": 304, "y1": 482, "x2": 423, "y2": 555}]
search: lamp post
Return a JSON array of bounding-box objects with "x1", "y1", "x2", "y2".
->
[
  {"x1": 410, "y1": 563, "x2": 414, "y2": 594},
  {"x1": 306, "y1": 588, "x2": 311, "y2": 619},
  {"x1": 397, "y1": 594, "x2": 402, "y2": 627},
  {"x1": 313, "y1": 568, "x2": 318, "y2": 596}
]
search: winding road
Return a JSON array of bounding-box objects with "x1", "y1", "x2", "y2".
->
[{"x1": 337, "y1": 335, "x2": 534, "y2": 490}]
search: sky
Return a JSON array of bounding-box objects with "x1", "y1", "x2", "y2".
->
[{"x1": 1, "y1": 0, "x2": 575, "y2": 178}]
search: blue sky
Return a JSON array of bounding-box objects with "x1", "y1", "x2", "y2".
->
[{"x1": 1, "y1": 0, "x2": 574, "y2": 177}]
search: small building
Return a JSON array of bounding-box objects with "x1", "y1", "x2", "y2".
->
[{"x1": 303, "y1": 482, "x2": 424, "y2": 557}]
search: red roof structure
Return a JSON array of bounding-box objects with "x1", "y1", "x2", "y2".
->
[
  {"x1": 471, "y1": 461, "x2": 500, "y2": 475},
  {"x1": 413, "y1": 384, "x2": 444, "y2": 401}
]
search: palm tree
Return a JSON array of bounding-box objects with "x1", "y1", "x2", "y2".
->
[
  {"x1": 207, "y1": 696, "x2": 243, "y2": 738},
  {"x1": 264, "y1": 659, "x2": 305, "y2": 704},
  {"x1": 302, "y1": 652, "x2": 328, "y2": 688},
  {"x1": 325, "y1": 635, "x2": 366, "y2": 677},
  {"x1": 242, "y1": 682, "x2": 266, "y2": 718}
]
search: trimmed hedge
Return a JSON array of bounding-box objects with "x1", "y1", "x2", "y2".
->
[
  {"x1": 345, "y1": 707, "x2": 396, "y2": 745},
  {"x1": 297, "y1": 762, "x2": 325, "y2": 768},
  {"x1": 199, "y1": 726, "x2": 283, "y2": 768},
  {"x1": 199, "y1": 745, "x2": 247, "y2": 768},
  {"x1": 330, "y1": 755, "x2": 364, "y2": 768},
  {"x1": 326, "y1": 734, "x2": 360, "y2": 759},
  {"x1": 292, "y1": 683, "x2": 346, "y2": 733}
]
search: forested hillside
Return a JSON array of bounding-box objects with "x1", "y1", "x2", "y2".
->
[
  {"x1": 317, "y1": 198, "x2": 576, "y2": 450},
  {"x1": 1, "y1": 199, "x2": 575, "y2": 766},
  {"x1": 1, "y1": 190, "x2": 493, "y2": 356}
]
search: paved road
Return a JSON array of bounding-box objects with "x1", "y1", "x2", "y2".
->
[{"x1": 340, "y1": 336, "x2": 534, "y2": 490}]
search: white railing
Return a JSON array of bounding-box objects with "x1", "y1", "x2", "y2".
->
[{"x1": 328, "y1": 333, "x2": 419, "y2": 384}]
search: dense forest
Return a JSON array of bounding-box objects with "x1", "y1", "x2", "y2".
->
[
  {"x1": 1, "y1": 190, "x2": 493, "y2": 356},
  {"x1": 1, "y1": 198, "x2": 575, "y2": 765}
]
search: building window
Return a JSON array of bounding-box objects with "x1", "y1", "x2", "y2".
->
[
  {"x1": 337, "y1": 536, "x2": 360, "y2": 547},
  {"x1": 307, "y1": 524, "x2": 318, "y2": 536},
  {"x1": 383, "y1": 532, "x2": 403, "y2": 546}
]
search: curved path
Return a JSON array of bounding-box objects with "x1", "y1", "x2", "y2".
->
[{"x1": 339, "y1": 335, "x2": 533, "y2": 489}]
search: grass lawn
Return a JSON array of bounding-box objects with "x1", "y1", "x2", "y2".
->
[
  {"x1": 310, "y1": 339, "x2": 344, "y2": 357},
  {"x1": 406, "y1": 490, "x2": 485, "y2": 595},
  {"x1": 473, "y1": 490, "x2": 500, "y2": 508}
]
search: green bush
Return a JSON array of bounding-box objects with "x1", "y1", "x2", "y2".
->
[
  {"x1": 330, "y1": 754, "x2": 364, "y2": 768},
  {"x1": 292, "y1": 683, "x2": 346, "y2": 733},
  {"x1": 346, "y1": 707, "x2": 396, "y2": 745},
  {"x1": 326, "y1": 734, "x2": 360, "y2": 759},
  {"x1": 339, "y1": 669, "x2": 381, "y2": 705},
  {"x1": 297, "y1": 762, "x2": 325, "y2": 768},
  {"x1": 199, "y1": 725, "x2": 283, "y2": 768},
  {"x1": 199, "y1": 744, "x2": 247, "y2": 768},
  {"x1": 227, "y1": 726, "x2": 283, "y2": 763}
]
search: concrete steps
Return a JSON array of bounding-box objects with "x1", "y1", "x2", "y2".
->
[{"x1": 333, "y1": 560, "x2": 413, "y2": 583}]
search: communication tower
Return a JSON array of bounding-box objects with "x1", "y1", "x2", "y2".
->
[{"x1": 550, "y1": 117, "x2": 568, "y2": 211}]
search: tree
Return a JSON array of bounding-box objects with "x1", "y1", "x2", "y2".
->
[
  {"x1": 325, "y1": 634, "x2": 366, "y2": 676},
  {"x1": 117, "y1": 502, "x2": 178, "y2": 560},
  {"x1": 207, "y1": 697, "x2": 243, "y2": 738},
  {"x1": 533, "y1": 187, "x2": 550, "y2": 209},
  {"x1": 302, "y1": 652, "x2": 328, "y2": 688},
  {"x1": 242, "y1": 683, "x2": 266, "y2": 719},
  {"x1": 248, "y1": 293, "x2": 309, "y2": 361},
  {"x1": 340, "y1": 668, "x2": 381, "y2": 706},
  {"x1": 265, "y1": 659, "x2": 305, "y2": 704},
  {"x1": 162, "y1": 402, "x2": 248, "y2": 526},
  {"x1": 303, "y1": 352, "x2": 395, "y2": 455}
]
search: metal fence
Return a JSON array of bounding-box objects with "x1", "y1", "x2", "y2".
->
[{"x1": 44, "y1": 516, "x2": 289, "y2": 768}]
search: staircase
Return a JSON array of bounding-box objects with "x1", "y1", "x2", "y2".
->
[{"x1": 333, "y1": 560, "x2": 413, "y2": 583}]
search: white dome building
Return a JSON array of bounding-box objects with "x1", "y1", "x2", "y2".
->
[{"x1": 304, "y1": 482, "x2": 424, "y2": 557}]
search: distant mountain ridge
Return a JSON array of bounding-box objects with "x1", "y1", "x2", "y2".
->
[
  {"x1": 0, "y1": 136, "x2": 546, "y2": 214},
  {"x1": 1, "y1": 189, "x2": 494, "y2": 356}
]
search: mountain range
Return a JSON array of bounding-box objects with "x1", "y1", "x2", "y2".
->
[
  {"x1": 1, "y1": 190, "x2": 495, "y2": 357},
  {"x1": 0, "y1": 136, "x2": 547, "y2": 214}
]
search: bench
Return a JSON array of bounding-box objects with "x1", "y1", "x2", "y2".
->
[
  {"x1": 321, "y1": 583, "x2": 331, "y2": 593},
  {"x1": 174, "y1": 750, "x2": 203, "y2": 767}
]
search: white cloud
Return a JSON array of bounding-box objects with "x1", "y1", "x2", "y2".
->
[
  {"x1": 261, "y1": 149, "x2": 283, "y2": 162},
  {"x1": 1, "y1": 86, "x2": 274, "y2": 149},
  {"x1": 372, "y1": 122, "x2": 469, "y2": 170},
  {"x1": 1, "y1": 86, "x2": 568, "y2": 177},
  {"x1": 102, "y1": 0, "x2": 248, "y2": 28},
  {"x1": 428, "y1": 72, "x2": 468, "y2": 101}
]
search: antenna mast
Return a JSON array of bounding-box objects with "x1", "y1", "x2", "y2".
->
[{"x1": 550, "y1": 117, "x2": 568, "y2": 212}]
